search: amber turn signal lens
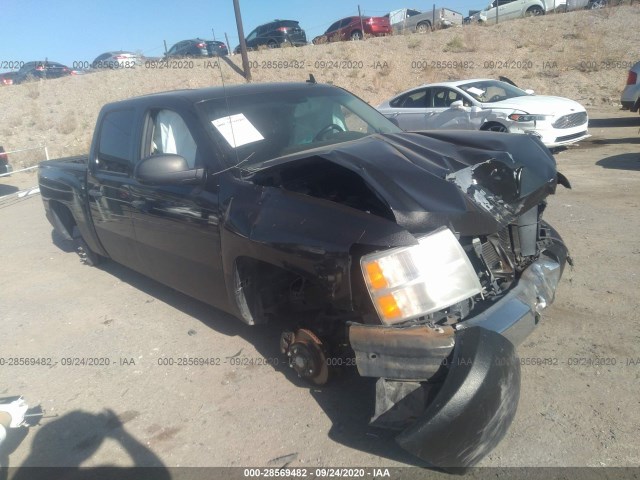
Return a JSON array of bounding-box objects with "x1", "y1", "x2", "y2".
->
[
  {"x1": 365, "y1": 261, "x2": 388, "y2": 290},
  {"x1": 377, "y1": 294, "x2": 401, "y2": 320}
]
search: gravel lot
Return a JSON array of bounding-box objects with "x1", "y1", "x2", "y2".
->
[{"x1": 0, "y1": 106, "x2": 639, "y2": 474}]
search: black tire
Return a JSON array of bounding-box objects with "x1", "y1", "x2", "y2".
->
[
  {"x1": 481, "y1": 122, "x2": 509, "y2": 133},
  {"x1": 350, "y1": 30, "x2": 363, "y2": 41},
  {"x1": 267, "y1": 40, "x2": 278, "y2": 48},
  {"x1": 72, "y1": 226, "x2": 102, "y2": 266},
  {"x1": 525, "y1": 5, "x2": 545, "y2": 16},
  {"x1": 589, "y1": 0, "x2": 607, "y2": 8}
]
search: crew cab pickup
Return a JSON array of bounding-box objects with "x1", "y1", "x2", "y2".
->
[{"x1": 38, "y1": 81, "x2": 570, "y2": 469}]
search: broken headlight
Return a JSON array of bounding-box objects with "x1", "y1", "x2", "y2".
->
[{"x1": 361, "y1": 227, "x2": 482, "y2": 325}]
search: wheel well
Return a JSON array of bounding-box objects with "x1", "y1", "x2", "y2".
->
[
  {"x1": 351, "y1": 29, "x2": 362, "y2": 36},
  {"x1": 234, "y1": 257, "x2": 327, "y2": 325},
  {"x1": 49, "y1": 201, "x2": 76, "y2": 240},
  {"x1": 480, "y1": 121, "x2": 508, "y2": 132},
  {"x1": 417, "y1": 21, "x2": 431, "y2": 29},
  {"x1": 526, "y1": 5, "x2": 544, "y2": 12}
]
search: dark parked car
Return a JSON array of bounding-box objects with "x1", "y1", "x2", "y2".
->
[
  {"x1": 312, "y1": 16, "x2": 391, "y2": 44},
  {"x1": 38, "y1": 81, "x2": 569, "y2": 469},
  {"x1": 13, "y1": 61, "x2": 72, "y2": 84},
  {"x1": 0, "y1": 146, "x2": 11, "y2": 175},
  {"x1": 0, "y1": 72, "x2": 18, "y2": 86},
  {"x1": 206, "y1": 40, "x2": 229, "y2": 56},
  {"x1": 165, "y1": 39, "x2": 207, "y2": 58},
  {"x1": 233, "y1": 19, "x2": 307, "y2": 53}
]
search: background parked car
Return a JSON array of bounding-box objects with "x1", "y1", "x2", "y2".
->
[
  {"x1": 0, "y1": 146, "x2": 11, "y2": 175},
  {"x1": 91, "y1": 51, "x2": 143, "y2": 69},
  {"x1": 206, "y1": 40, "x2": 229, "y2": 56},
  {"x1": 377, "y1": 79, "x2": 590, "y2": 148},
  {"x1": 621, "y1": 61, "x2": 640, "y2": 114},
  {"x1": 386, "y1": 7, "x2": 463, "y2": 33},
  {"x1": 474, "y1": 0, "x2": 547, "y2": 23},
  {"x1": 233, "y1": 20, "x2": 307, "y2": 53},
  {"x1": 166, "y1": 38, "x2": 227, "y2": 58},
  {"x1": 0, "y1": 72, "x2": 18, "y2": 86},
  {"x1": 312, "y1": 16, "x2": 391, "y2": 44},
  {"x1": 13, "y1": 61, "x2": 72, "y2": 84}
]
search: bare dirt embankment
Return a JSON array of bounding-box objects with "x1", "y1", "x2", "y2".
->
[{"x1": 1, "y1": 5, "x2": 639, "y2": 168}]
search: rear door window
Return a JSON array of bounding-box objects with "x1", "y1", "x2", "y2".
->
[{"x1": 97, "y1": 109, "x2": 136, "y2": 174}]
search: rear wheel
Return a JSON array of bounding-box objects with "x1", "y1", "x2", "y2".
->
[
  {"x1": 481, "y1": 122, "x2": 509, "y2": 133},
  {"x1": 72, "y1": 226, "x2": 102, "y2": 266},
  {"x1": 525, "y1": 5, "x2": 544, "y2": 16},
  {"x1": 416, "y1": 21, "x2": 431, "y2": 33},
  {"x1": 350, "y1": 30, "x2": 363, "y2": 40},
  {"x1": 267, "y1": 40, "x2": 278, "y2": 48}
]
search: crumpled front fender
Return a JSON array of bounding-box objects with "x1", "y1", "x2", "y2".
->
[{"x1": 396, "y1": 327, "x2": 521, "y2": 470}]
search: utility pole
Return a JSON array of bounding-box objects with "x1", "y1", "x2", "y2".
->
[
  {"x1": 358, "y1": 5, "x2": 365, "y2": 39},
  {"x1": 233, "y1": 0, "x2": 252, "y2": 81},
  {"x1": 496, "y1": 0, "x2": 499, "y2": 23}
]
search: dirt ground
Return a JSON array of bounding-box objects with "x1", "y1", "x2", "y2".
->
[{"x1": 0, "y1": 105, "x2": 639, "y2": 475}]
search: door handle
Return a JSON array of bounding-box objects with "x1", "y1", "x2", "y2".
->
[{"x1": 88, "y1": 189, "x2": 102, "y2": 198}]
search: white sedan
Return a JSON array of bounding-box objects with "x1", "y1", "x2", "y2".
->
[{"x1": 377, "y1": 79, "x2": 590, "y2": 148}]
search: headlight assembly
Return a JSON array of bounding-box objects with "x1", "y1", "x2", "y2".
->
[
  {"x1": 361, "y1": 227, "x2": 482, "y2": 325},
  {"x1": 508, "y1": 113, "x2": 549, "y2": 122}
]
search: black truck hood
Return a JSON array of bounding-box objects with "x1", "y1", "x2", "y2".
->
[{"x1": 249, "y1": 131, "x2": 559, "y2": 236}]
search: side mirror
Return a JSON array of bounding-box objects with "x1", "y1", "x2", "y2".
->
[
  {"x1": 525, "y1": 89, "x2": 535, "y2": 95},
  {"x1": 134, "y1": 154, "x2": 205, "y2": 186},
  {"x1": 450, "y1": 100, "x2": 464, "y2": 109}
]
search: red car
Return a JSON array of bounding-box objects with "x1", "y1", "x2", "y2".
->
[
  {"x1": 312, "y1": 16, "x2": 391, "y2": 44},
  {"x1": 0, "y1": 72, "x2": 18, "y2": 86}
]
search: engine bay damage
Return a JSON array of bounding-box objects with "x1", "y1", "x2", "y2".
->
[{"x1": 220, "y1": 130, "x2": 569, "y2": 468}]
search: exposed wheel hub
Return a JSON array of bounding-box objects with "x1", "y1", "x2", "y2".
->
[{"x1": 281, "y1": 328, "x2": 329, "y2": 385}]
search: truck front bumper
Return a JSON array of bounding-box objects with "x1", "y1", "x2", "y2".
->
[{"x1": 349, "y1": 247, "x2": 568, "y2": 468}]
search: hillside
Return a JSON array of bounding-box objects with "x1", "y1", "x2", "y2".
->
[{"x1": 1, "y1": 4, "x2": 639, "y2": 168}]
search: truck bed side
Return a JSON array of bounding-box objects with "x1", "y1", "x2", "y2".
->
[{"x1": 38, "y1": 156, "x2": 108, "y2": 257}]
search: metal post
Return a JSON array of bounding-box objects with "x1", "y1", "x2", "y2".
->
[
  {"x1": 212, "y1": 28, "x2": 216, "y2": 41},
  {"x1": 433, "y1": 4, "x2": 436, "y2": 30},
  {"x1": 496, "y1": 0, "x2": 499, "y2": 23},
  {"x1": 358, "y1": 5, "x2": 365, "y2": 40},
  {"x1": 224, "y1": 33, "x2": 231, "y2": 55},
  {"x1": 163, "y1": 40, "x2": 168, "y2": 56},
  {"x1": 233, "y1": 0, "x2": 252, "y2": 81},
  {"x1": 44, "y1": 146, "x2": 49, "y2": 160}
]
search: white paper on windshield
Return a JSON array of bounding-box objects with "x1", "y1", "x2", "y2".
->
[
  {"x1": 467, "y1": 87, "x2": 485, "y2": 96},
  {"x1": 212, "y1": 113, "x2": 264, "y2": 148}
]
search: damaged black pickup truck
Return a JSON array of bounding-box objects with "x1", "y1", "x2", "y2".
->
[{"x1": 38, "y1": 81, "x2": 570, "y2": 468}]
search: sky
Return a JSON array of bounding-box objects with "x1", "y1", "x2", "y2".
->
[{"x1": 0, "y1": 0, "x2": 486, "y2": 71}]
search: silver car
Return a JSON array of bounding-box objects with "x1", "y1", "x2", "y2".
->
[
  {"x1": 377, "y1": 79, "x2": 590, "y2": 148},
  {"x1": 91, "y1": 51, "x2": 143, "y2": 69},
  {"x1": 621, "y1": 61, "x2": 640, "y2": 114}
]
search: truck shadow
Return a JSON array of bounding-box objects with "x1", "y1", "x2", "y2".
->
[{"x1": 92, "y1": 257, "x2": 430, "y2": 467}]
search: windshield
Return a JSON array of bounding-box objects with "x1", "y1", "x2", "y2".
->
[
  {"x1": 196, "y1": 86, "x2": 401, "y2": 169},
  {"x1": 458, "y1": 80, "x2": 528, "y2": 103}
]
